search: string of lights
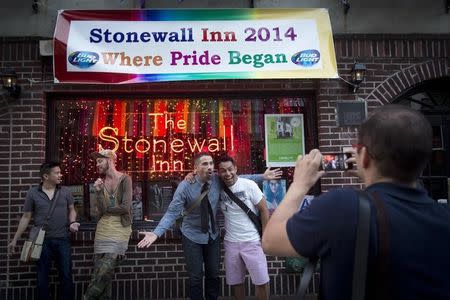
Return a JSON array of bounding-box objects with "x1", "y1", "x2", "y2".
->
[{"x1": 54, "y1": 97, "x2": 308, "y2": 220}]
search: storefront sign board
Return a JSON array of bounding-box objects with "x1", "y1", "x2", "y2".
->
[{"x1": 53, "y1": 9, "x2": 338, "y2": 83}]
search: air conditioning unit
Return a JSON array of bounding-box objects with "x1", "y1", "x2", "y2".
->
[{"x1": 39, "y1": 40, "x2": 53, "y2": 56}]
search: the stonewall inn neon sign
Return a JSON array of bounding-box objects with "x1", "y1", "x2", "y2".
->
[{"x1": 97, "y1": 113, "x2": 235, "y2": 172}]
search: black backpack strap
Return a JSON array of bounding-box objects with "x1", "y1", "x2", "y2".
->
[
  {"x1": 183, "y1": 188, "x2": 209, "y2": 217},
  {"x1": 42, "y1": 188, "x2": 60, "y2": 231},
  {"x1": 352, "y1": 190, "x2": 372, "y2": 300},
  {"x1": 297, "y1": 190, "x2": 385, "y2": 300},
  {"x1": 370, "y1": 191, "x2": 391, "y2": 300},
  {"x1": 297, "y1": 257, "x2": 319, "y2": 299},
  {"x1": 174, "y1": 188, "x2": 209, "y2": 226},
  {"x1": 223, "y1": 184, "x2": 262, "y2": 236}
]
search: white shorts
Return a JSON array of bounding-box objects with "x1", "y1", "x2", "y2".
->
[{"x1": 223, "y1": 239, "x2": 270, "y2": 286}]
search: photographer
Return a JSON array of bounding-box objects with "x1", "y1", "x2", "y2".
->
[{"x1": 262, "y1": 105, "x2": 450, "y2": 299}]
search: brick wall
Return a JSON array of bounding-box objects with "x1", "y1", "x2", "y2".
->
[
  {"x1": 317, "y1": 35, "x2": 450, "y2": 191},
  {"x1": 1, "y1": 34, "x2": 449, "y2": 299}
]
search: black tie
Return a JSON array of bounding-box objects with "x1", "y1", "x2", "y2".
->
[{"x1": 200, "y1": 183, "x2": 215, "y2": 234}]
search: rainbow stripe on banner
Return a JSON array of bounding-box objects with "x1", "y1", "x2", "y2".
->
[{"x1": 54, "y1": 9, "x2": 338, "y2": 84}]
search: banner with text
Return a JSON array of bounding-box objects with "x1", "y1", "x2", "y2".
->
[{"x1": 53, "y1": 9, "x2": 338, "y2": 84}]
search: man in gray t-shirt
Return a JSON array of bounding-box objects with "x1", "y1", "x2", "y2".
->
[{"x1": 8, "y1": 161, "x2": 79, "y2": 300}]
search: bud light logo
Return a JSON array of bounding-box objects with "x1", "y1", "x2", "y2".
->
[
  {"x1": 68, "y1": 51, "x2": 99, "y2": 68},
  {"x1": 291, "y1": 49, "x2": 320, "y2": 67}
]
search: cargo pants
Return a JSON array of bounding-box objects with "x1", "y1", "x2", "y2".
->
[{"x1": 83, "y1": 253, "x2": 119, "y2": 300}]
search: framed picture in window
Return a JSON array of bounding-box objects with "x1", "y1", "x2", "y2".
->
[
  {"x1": 146, "y1": 180, "x2": 180, "y2": 219},
  {"x1": 132, "y1": 181, "x2": 143, "y2": 221},
  {"x1": 263, "y1": 179, "x2": 286, "y2": 212},
  {"x1": 264, "y1": 114, "x2": 305, "y2": 167}
]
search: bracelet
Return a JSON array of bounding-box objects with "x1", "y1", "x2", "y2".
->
[{"x1": 70, "y1": 221, "x2": 77, "y2": 225}]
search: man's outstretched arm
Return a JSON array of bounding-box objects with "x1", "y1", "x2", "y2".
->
[
  {"x1": 185, "y1": 168, "x2": 282, "y2": 184},
  {"x1": 242, "y1": 167, "x2": 283, "y2": 184}
]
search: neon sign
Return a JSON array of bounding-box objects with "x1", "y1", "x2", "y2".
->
[{"x1": 97, "y1": 112, "x2": 235, "y2": 172}]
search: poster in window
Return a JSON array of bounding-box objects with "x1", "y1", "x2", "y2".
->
[
  {"x1": 263, "y1": 179, "x2": 286, "y2": 213},
  {"x1": 132, "y1": 182, "x2": 143, "y2": 221},
  {"x1": 146, "y1": 180, "x2": 180, "y2": 218},
  {"x1": 264, "y1": 114, "x2": 305, "y2": 167},
  {"x1": 67, "y1": 185, "x2": 86, "y2": 221}
]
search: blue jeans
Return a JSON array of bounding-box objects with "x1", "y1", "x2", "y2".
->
[
  {"x1": 36, "y1": 237, "x2": 74, "y2": 300},
  {"x1": 182, "y1": 235, "x2": 220, "y2": 300}
]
